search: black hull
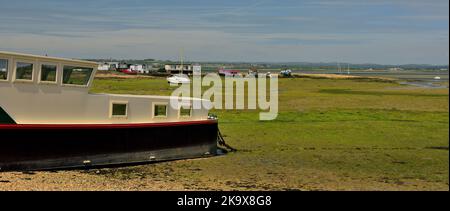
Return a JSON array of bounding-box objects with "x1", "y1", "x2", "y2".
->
[{"x1": 0, "y1": 120, "x2": 218, "y2": 171}]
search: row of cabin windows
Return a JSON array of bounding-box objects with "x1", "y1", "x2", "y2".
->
[
  {"x1": 0, "y1": 58, "x2": 93, "y2": 86},
  {"x1": 111, "y1": 103, "x2": 192, "y2": 119}
]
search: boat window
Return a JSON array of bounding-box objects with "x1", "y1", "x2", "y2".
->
[
  {"x1": 154, "y1": 104, "x2": 167, "y2": 117},
  {"x1": 40, "y1": 64, "x2": 57, "y2": 83},
  {"x1": 0, "y1": 59, "x2": 7, "y2": 80},
  {"x1": 62, "y1": 66, "x2": 93, "y2": 86},
  {"x1": 111, "y1": 103, "x2": 128, "y2": 117},
  {"x1": 16, "y1": 62, "x2": 34, "y2": 81},
  {"x1": 180, "y1": 106, "x2": 192, "y2": 117}
]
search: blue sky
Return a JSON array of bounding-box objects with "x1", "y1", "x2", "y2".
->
[{"x1": 0, "y1": 0, "x2": 448, "y2": 64}]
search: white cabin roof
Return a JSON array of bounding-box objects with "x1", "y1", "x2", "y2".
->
[
  {"x1": 0, "y1": 51, "x2": 98, "y2": 66},
  {"x1": 0, "y1": 51, "x2": 98, "y2": 89}
]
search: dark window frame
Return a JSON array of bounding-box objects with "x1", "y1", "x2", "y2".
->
[
  {"x1": 179, "y1": 106, "x2": 192, "y2": 117},
  {"x1": 15, "y1": 61, "x2": 34, "y2": 81},
  {"x1": 110, "y1": 102, "x2": 128, "y2": 118},
  {"x1": 62, "y1": 65, "x2": 93, "y2": 86},
  {"x1": 39, "y1": 63, "x2": 58, "y2": 83},
  {"x1": 153, "y1": 104, "x2": 168, "y2": 118},
  {"x1": 0, "y1": 58, "x2": 9, "y2": 81}
]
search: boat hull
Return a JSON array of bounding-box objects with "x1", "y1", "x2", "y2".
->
[{"x1": 0, "y1": 120, "x2": 218, "y2": 171}]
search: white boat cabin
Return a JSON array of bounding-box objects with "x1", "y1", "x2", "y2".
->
[{"x1": 0, "y1": 51, "x2": 210, "y2": 124}]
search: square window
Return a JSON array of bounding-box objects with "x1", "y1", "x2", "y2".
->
[
  {"x1": 154, "y1": 104, "x2": 167, "y2": 117},
  {"x1": 180, "y1": 107, "x2": 192, "y2": 117},
  {"x1": 40, "y1": 64, "x2": 57, "y2": 82},
  {"x1": 16, "y1": 62, "x2": 33, "y2": 81},
  {"x1": 111, "y1": 103, "x2": 127, "y2": 117},
  {"x1": 63, "y1": 66, "x2": 93, "y2": 86},
  {"x1": 0, "y1": 59, "x2": 8, "y2": 80}
]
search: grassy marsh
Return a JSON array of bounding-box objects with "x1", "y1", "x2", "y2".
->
[{"x1": 1, "y1": 76, "x2": 448, "y2": 190}]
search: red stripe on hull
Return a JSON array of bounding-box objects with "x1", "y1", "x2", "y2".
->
[{"x1": 0, "y1": 119, "x2": 217, "y2": 130}]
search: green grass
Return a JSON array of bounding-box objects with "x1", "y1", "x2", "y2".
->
[{"x1": 89, "y1": 76, "x2": 449, "y2": 190}]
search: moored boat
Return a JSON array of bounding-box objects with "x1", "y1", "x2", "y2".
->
[{"x1": 167, "y1": 74, "x2": 191, "y2": 84}]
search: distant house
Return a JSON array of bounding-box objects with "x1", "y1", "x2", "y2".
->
[
  {"x1": 98, "y1": 63, "x2": 110, "y2": 71},
  {"x1": 164, "y1": 63, "x2": 193, "y2": 74},
  {"x1": 130, "y1": 64, "x2": 150, "y2": 74},
  {"x1": 118, "y1": 62, "x2": 129, "y2": 71},
  {"x1": 99, "y1": 62, "x2": 152, "y2": 73},
  {"x1": 97, "y1": 62, "x2": 119, "y2": 71},
  {"x1": 108, "y1": 62, "x2": 119, "y2": 70}
]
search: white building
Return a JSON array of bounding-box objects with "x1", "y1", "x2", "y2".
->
[
  {"x1": 108, "y1": 62, "x2": 119, "y2": 70},
  {"x1": 98, "y1": 62, "x2": 119, "y2": 71},
  {"x1": 164, "y1": 63, "x2": 193, "y2": 74},
  {"x1": 98, "y1": 63, "x2": 110, "y2": 71},
  {"x1": 130, "y1": 64, "x2": 150, "y2": 74}
]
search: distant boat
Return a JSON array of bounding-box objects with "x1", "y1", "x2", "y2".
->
[
  {"x1": 280, "y1": 69, "x2": 292, "y2": 77},
  {"x1": 121, "y1": 68, "x2": 138, "y2": 75},
  {"x1": 219, "y1": 69, "x2": 240, "y2": 77},
  {"x1": 434, "y1": 76, "x2": 441, "y2": 80},
  {"x1": 167, "y1": 74, "x2": 191, "y2": 84},
  {"x1": 167, "y1": 48, "x2": 191, "y2": 84}
]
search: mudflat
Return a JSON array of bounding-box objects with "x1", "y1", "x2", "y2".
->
[{"x1": 1, "y1": 76, "x2": 448, "y2": 191}]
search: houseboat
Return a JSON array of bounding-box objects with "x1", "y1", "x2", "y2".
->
[{"x1": 0, "y1": 51, "x2": 219, "y2": 171}]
